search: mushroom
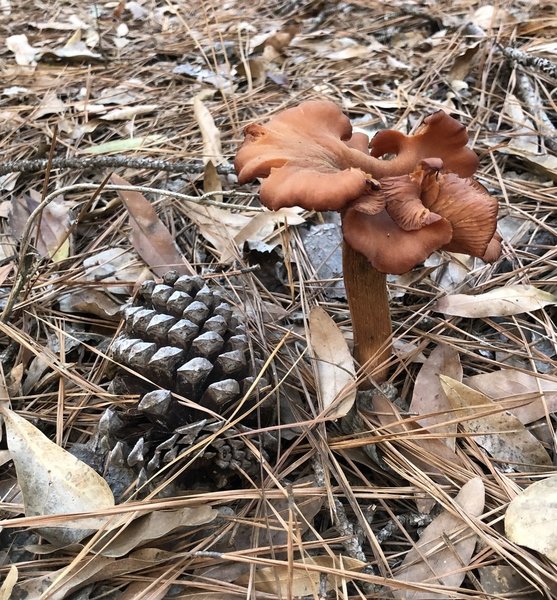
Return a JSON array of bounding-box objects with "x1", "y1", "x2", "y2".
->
[
  {"x1": 235, "y1": 100, "x2": 501, "y2": 382},
  {"x1": 344, "y1": 158, "x2": 501, "y2": 275}
]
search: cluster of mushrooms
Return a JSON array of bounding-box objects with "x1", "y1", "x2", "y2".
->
[{"x1": 234, "y1": 100, "x2": 501, "y2": 382}]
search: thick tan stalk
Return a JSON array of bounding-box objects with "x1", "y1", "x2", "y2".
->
[{"x1": 342, "y1": 239, "x2": 392, "y2": 383}]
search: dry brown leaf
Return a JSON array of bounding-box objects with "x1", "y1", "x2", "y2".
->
[
  {"x1": 170, "y1": 595, "x2": 244, "y2": 600},
  {"x1": 13, "y1": 550, "x2": 163, "y2": 600},
  {"x1": 194, "y1": 96, "x2": 224, "y2": 204},
  {"x1": 33, "y1": 89, "x2": 66, "y2": 118},
  {"x1": 0, "y1": 404, "x2": 115, "y2": 545},
  {"x1": 193, "y1": 95, "x2": 223, "y2": 165},
  {"x1": 37, "y1": 196, "x2": 71, "y2": 261},
  {"x1": 236, "y1": 555, "x2": 365, "y2": 596},
  {"x1": 466, "y1": 369, "x2": 557, "y2": 424},
  {"x1": 203, "y1": 160, "x2": 222, "y2": 200},
  {"x1": 0, "y1": 565, "x2": 17, "y2": 599},
  {"x1": 100, "y1": 104, "x2": 158, "y2": 121},
  {"x1": 223, "y1": 206, "x2": 305, "y2": 262},
  {"x1": 505, "y1": 475, "x2": 557, "y2": 563},
  {"x1": 500, "y1": 145, "x2": 557, "y2": 181},
  {"x1": 82, "y1": 248, "x2": 151, "y2": 295},
  {"x1": 410, "y1": 344, "x2": 462, "y2": 450},
  {"x1": 448, "y1": 43, "x2": 480, "y2": 82},
  {"x1": 249, "y1": 24, "x2": 299, "y2": 54},
  {"x1": 232, "y1": 207, "x2": 305, "y2": 250},
  {"x1": 58, "y1": 289, "x2": 122, "y2": 320},
  {"x1": 182, "y1": 203, "x2": 251, "y2": 264},
  {"x1": 325, "y1": 43, "x2": 380, "y2": 60},
  {"x1": 309, "y1": 306, "x2": 356, "y2": 418},
  {"x1": 371, "y1": 391, "x2": 464, "y2": 474},
  {"x1": 440, "y1": 376, "x2": 552, "y2": 471},
  {"x1": 119, "y1": 581, "x2": 170, "y2": 600},
  {"x1": 10, "y1": 191, "x2": 71, "y2": 261},
  {"x1": 393, "y1": 477, "x2": 484, "y2": 599},
  {"x1": 237, "y1": 57, "x2": 267, "y2": 87},
  {"x1": 6, "y1": 34, "x2": 39, "y2": 65},
  {"x1": 42, "y1": 30, "x2": 102, "y2": 61},
  {"x1": 111, "y1": 174, "x2": 194, "y2": 276},
  {"x1": 434, "y1": 285, "x2": 557, "y2": 318},
  {"x1": 94, "y1": 506, "x2": 217, "y2": 557},
  {"x1": 478, "y1": 565, "x2": 543, "y2": 598}
]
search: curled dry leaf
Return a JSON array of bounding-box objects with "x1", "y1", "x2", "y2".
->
[
  {"x1": 42, "y1": 29, "x2": 102, "y2": 61},
  {"x1": 309, "y1": 306, "x2": 356, "y2": 418},
  {"x1": 182, "y1": 203, "x2": 250, "y2": 264},
  {"x1": 193, "y1": 95, "x2": 224, "y2": 165},
  {"x1": 505, "y1": 475, "x2": 557, "y2": 563},
  {"x1": 203, "y1": 160, "x2": 222, "y2": 200},
  {"x1": 187, "y1": 203, "x2": 305, "y2": 264},
  {"x1": 0, "y1": 405, "x2": 115, "y2": 545},
  {"x1": 111, "y1": 174, "x2": 194, "y2": 276},
  {"x1": 371, "y1": 389, "x2": 464, "y2": 476},
  {"x1": 440, "y1": 376, "x2": 552, "y2": 471},
  {"x1": 58, "y1": 289, "x2": 122, "y2": 320},
  {"x1": 232, "y1": 206, "x2": 306, "y2": 254},
  {"x1": 410, "y1": 344, "x2": 462, "y2": 450},
  {"x1": 83, "y1": 248, "x2": 152, "y2": 295},
  {"x1": 12, "y1": 549, "x2": 165, "y2": 600},
  {"x1": 478, "y1": 565, "x2": 543, "y2": 598},
  {"x1": 0, "y1": 565, "x2": 17, "y2": 600},
  {"x1": 236, "y1": 555, "x2": 365, "y2": 596},
  {"x1": 10, "y1": 191, "x2": 71, "y2": 262},
  {"x1": 434, "y1": 285, "x2": 557, "y2": 318},
  {"x1": 466, "y1": 369, "x2": 557, "y2": 425},
  {"x1": 93, "y1": 506, "x2": 217, "y2": 557},
  {"x1": 393, "y1": 477, "x2": 485, "y2": 599},
  {"x1": 6, "y1": 34, "x2": 39, "y2": 65}
]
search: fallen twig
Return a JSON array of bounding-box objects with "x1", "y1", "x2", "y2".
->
[
  {"x1": 0, "y1": 155, "x2": 235, "y2": 178},
  {"x1": 499, "y1": 45, "x2": 557, "y2": 81},
  {"x1": 514, "y1": 72, "x2": 557, "y2": 154}
]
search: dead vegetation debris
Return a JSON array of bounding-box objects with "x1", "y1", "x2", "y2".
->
[{"x1": 0, "y1": 0, "x2": 556, "y2": 598}]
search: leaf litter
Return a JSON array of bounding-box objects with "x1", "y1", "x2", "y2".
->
[{"x1": 0, "y1": 0, "x2": 556, "y2": 597}]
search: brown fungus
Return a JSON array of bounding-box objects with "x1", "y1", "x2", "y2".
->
[
  {"x1": 345, "y1": 159, "x2": 501, "y2": 275},
  {"x1": 234, "y1": 100, "x2": 380, "y2": 211},
  {"x1": 235, "y1": 101, "x2": 501, "y2": 382}
]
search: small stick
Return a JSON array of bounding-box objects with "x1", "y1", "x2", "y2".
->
[
  {"x1": 0, "y1": 155, "x2": 235, "y2": 178},
  {"x1": 499, "y1": 45, "x2": 557, "y2": 81},
  {"x1": 514, "y1": 72, "x2": 557, "y2": 154}
]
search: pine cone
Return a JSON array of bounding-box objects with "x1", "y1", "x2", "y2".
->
[
  {"x1": 111, "y1": 271, "x2": 269, "y2": 417},
  {"x1": 90, "y1": 410, "x2": 276, "y2": 494},
  {"x1": 103, "y1": 271, "x2": 276, "y2": 494}
]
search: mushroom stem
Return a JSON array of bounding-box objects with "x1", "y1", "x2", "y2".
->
[{"x1": 342, "y1": 238, "x2": 392, "y2": 383}]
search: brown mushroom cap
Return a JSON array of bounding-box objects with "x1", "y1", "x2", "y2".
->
[
  {"x1": 234, "y1": 102, "x2": 482, "y2": 213},
  {"x1": 342, "y1": 207, "x2": 453, "y2": 275},
  {"x1": 369, "y1": 111, "x2": 479, "y2": 178},
  {"x1": 234, "y1": 100, "x2": 379, "y2": 211},
  {"x1": 419, "y1": 162, "x2": 499, "y2": 258},
  {"x1": 234, "y1": 100, "x2": 500, "y2": 273},
  {"x1": 343, "y1": 160, "x2": 501, "y2": 274}
]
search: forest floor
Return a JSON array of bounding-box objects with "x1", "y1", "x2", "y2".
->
[{"x1": 0, "y1": 0, "x2": 556, "y2": 598}]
